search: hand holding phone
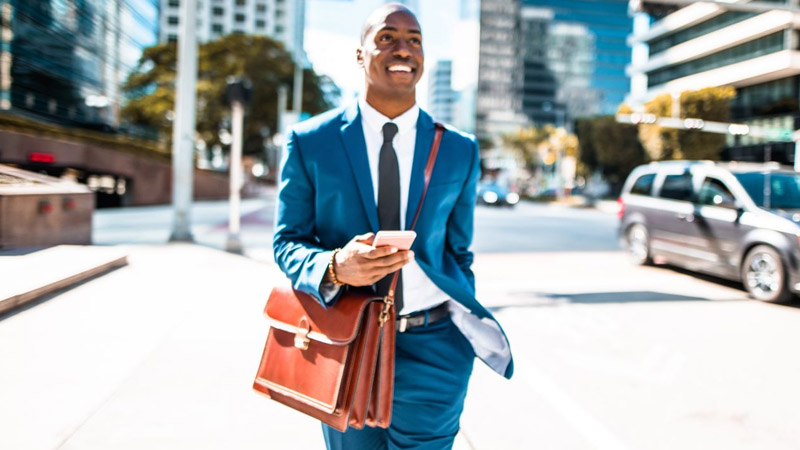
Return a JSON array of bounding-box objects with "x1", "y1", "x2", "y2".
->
[{"x1": 372, "y1": 230, "x2": 417, "y2": 250}]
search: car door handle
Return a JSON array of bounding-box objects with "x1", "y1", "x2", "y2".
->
[{"x1": 677, "y1": 213, "x2": 695, "y2": 223}]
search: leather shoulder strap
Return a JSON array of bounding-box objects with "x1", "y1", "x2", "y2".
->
[
  {"x1": 386, "y1": 123, "x2": 444, "y2": 298},
  {"x1": 408, "y1": 122, "x2": 444, "y2": 231}
]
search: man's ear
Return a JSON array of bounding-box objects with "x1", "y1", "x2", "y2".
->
[{"x1": 356, "y1": 48, "x2": 364, "y2": 67}]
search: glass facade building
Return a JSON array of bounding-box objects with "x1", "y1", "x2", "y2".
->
[
  {"x1": 629, "y1": 0, "x2": 800, "y2": 163},
  {"x1": 476, "y1": 0, "x2": 632, "y2": 140},
  {"x1": 429, "y1": 60, "x2": 455, "y2": 124},
  {"x1": 522, "y1": 0, "x2": 632, "y2": 118},
  {"x1": 0, "y1": 0, "x2": 159, "y2": 129}
]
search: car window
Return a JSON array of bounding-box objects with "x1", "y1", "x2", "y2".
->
[
  {"x1": 735, "y1": 172, "x2": 800, "y2": 209},
  {"x1": 697, "y1": 178, "x2": 736, "y2": 207},
  {"x1": 658, "y1": 173, "x2": 693, "y2": 201},
  {"x1": 630, "y1": 173, "x2": 655, "y2": 196}
]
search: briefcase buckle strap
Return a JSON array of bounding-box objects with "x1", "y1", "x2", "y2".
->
[
  {"x1": 378, "y1": 293, "x2": 394, "y2": 327},
  {"x1": 293, "y1": 318, "x2": 311, "y2": 350}
]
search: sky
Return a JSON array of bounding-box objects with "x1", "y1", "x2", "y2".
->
[{"x1": 304, "y1": 0, "x2": 480, "y2": 110}]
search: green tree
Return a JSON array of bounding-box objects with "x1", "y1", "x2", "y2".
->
[
  {"x1": 575, "y1": 117, "x2": 597, "y2": 176},
  {"x1": 122, "y1": 34, "x2": 339, "y2": 155},
  {"x1": 639, "y1": 86, "x2": 735, "y2": 161},
  {"x1": 501, "y1": 126, "x2": 551, "y2": 171},
  {"x1": 580, "y1": 115, "x2": 647, "y2": 193}
]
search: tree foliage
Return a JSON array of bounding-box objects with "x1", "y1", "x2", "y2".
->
[
  {"x1": 501, "y1": 126, "x2": 550, "y2": 171},
  {"x1": 501, "y1": 125, "x2": 578, "y2": 172},
  {"x1": 576, "y1": 115, "x2": 647, "y2": 192},
  {"x1": 121, "y1": 34, "x2": 340, "y2": 155},
  {"x1": 639, "y1": 86, "x2": 735, "y2": 161}
]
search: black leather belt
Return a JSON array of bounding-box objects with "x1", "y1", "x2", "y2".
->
[{"x1": 396, "y1": 302, "x2": 450, "y2": 333}]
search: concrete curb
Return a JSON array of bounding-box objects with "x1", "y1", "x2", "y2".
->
[{"x1": 0, "y1": 246, "x2": 129, "y2": 316}]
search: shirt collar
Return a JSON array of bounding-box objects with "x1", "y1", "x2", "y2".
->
[{"x1": 358, "y1": 96, "x2": 419, "y2": 137}]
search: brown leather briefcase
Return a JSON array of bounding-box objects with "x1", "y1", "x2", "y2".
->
[
  {"x1": 253, "y1": 286, "x2": 397, "y2": 431},
  {"x1": 253, "y1": 123, "x2": 444, "y2": 431}
]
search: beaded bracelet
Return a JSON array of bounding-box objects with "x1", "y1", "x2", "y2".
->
[{"x1": 328, "y1": 249, "x2": 345, "y2": 286}]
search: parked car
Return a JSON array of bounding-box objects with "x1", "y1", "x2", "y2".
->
[
  {"x1": 619, "y1": 160, "x2": 800, "y2": 303},
  {"x1": 477, "y1": 181, "x2": 519, "y2": 207}
]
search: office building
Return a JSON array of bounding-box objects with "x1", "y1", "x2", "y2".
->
[
  {"x1": 476, "y1": 0, "x2": 528, "y2": 139},
  {"x1": 628, "y1": 0, "x2": 800, "y2": 160},
  {"x1": 159, "y1": 0, "x2": 305, "y2": 59},
  {"x1": 429, "y1": 60, "x2": 455, "y2": 124},
  {"x1": 476, "y1": 0, "x2": 633, "y2": 140},
  {"x1": 0, "y1": 0, "x2": 159, "y2": 128},
  {"x1": 527, "y1": 0, "x2": 631, "y2": 118}
]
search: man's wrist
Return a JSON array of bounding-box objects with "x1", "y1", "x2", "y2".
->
[{"x1": 327, "y1": 249, "x2": 346, "y2": 287}]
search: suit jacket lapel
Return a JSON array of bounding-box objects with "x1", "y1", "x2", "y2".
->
[
  {"x1": 406, "y1": 110, "x2": 435, "y2": 229},
  {"x1": 340, "y1": 103, "x2": 380, "y2": 232}
]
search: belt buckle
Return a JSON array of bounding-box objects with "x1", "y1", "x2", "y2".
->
[{"x1": 398, "y1": 316, "x2": 409, "y2": 333}]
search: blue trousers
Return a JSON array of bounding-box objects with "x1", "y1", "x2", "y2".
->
[{"x1": 322, "y1": 316, "x2": 475, "y2": 450}]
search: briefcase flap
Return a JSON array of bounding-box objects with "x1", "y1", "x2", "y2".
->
[{"x1": 265, "y1": 286, "x2": 379, "y2": 345}]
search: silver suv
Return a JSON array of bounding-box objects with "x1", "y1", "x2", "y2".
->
[{"x1": 619, "y1": 160, "x2": 800, "y2": 303}]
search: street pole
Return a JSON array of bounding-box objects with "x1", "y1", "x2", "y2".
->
[
  {"x1": 224, "y1": 78, "x2": 252, "y2": 254},
  {"x1": 169, "y1": 0, "x2": 198, "y2": 242},
  {"x1": 226, "y1": 100, "x2": 244, "y2": 253},
  {"x1": 292, "y1": 0, "x2": 305, "y2": 116}
]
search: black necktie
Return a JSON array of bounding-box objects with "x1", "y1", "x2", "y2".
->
[{"x1": 377, "y1": 122, "x2": 403, "y2": 312}]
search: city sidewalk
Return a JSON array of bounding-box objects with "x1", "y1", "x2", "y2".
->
[{"x1": 0, "y1": 243, "x2": 476, "y2": 449}]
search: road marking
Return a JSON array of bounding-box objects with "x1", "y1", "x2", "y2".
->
[{"x1": 514, "y1": 357, "x2": 630, "y2": 450}]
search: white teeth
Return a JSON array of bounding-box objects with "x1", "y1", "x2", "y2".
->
[{"x1": 388, "y1": 65, "x2": 412, "y2": 73}]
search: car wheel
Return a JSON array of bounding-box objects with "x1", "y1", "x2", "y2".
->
[
  {"x1": 626, "y1": 224, "x2": 652, "y2": 265},
  {"x1": 741, "y1": 245, "x2": 793, "y2": 304}
]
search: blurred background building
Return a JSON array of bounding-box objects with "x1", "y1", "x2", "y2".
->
[
  {"x1": 0, "y1": 0, "x2": 159, "y2": 130},
  {"x1": 159, "y1": 0, "x2": 305, "y2": 58},
  {"x1": 428, "y1": 59, "x2": 455, "y2": 124},
  {"x1": 628, "y1": 0, "x2": 800, "y2": 163},
  {"x1": 476, "y1": 0, "x2": 632, "y2": 141},
  {"x1": 475, "y1": 0, "x2": 527, "y2": 139}
]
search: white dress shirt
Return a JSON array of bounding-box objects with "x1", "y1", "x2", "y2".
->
[
  {"x1": 360, "y1": 98, "x2": 452, "y2": 315},
  {"x1": 320, "y1": 99, "x2": 511, "y2": 373}
]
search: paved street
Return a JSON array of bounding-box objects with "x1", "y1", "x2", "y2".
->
[{"x1": 3, "y1": 194, "x2": 800, "y2": 449}]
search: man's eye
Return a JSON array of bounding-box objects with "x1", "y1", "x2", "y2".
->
[
  {"x1": 410, "y1": 37, "x2": 421, "y2": 45},
  {"x1": 379, "y1": 34, "x2": 393, "y2": 42}
]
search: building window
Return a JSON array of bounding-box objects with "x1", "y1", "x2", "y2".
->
[
  {"x1": 232, "y1": 29, "x2": 245, "y2": 35},
  {"x1": 275, "y1": 9, "x2": 284, "y2": 19},
  {"x1": 168, "y1": 34, "x2": 178, "y2": 43},
  {"x1": 168, "y1": 16, "x2": 179, "y2": 25},
  {"x1": 648, "y1": 32, "x2": 785, "y2": 88},
  {"x1": 236, "y1": 0, "x2": 246, "y2": 5},
  {"x1": 255, "y1": 19, "x2": 266, "y2": 28},
  {"x1": 212, "y1": 6, "x2": 224, "y2": 16},
  {"x1": 256, "y1": 3, "x2": 267, "y2": 13},
  {"x1": 168, "y1": 0, "x2": 180, "y2": 7},
  {"x1": 212, "y1": 23, "x2": 224, "y2": 34},
  {"x1": 649, "y1": 11, "x2": 755, "y2": 56},
  {"x1": 275, "y1": 25, "x2": 284, "y2": 34},
  {"x1": 235, "y1": 13, "x2": 246, "y2": 22}
]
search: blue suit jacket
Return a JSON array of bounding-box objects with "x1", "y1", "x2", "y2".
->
[{"x1": 272, "y1": 103, "x2": 513, "y2": 379}]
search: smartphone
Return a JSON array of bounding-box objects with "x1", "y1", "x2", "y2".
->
[{"x1": 372, "y1": 230, "x2": 417, "y2": 250}]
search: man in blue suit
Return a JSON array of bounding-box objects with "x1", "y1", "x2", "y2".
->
[{"x1": 273, "y1": 3, "x2": 512, "y2": 449}]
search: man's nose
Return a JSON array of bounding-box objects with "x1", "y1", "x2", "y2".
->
[{"x1": 392, "y1": 39, "x2": 411, "y2": 58}]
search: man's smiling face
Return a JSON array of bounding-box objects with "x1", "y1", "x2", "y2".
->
[{"x1": 357, "y1": 8, "x2": 424, "y2": 101}]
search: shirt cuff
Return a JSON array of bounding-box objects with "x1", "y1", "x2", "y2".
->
[{"x1": 319, "y1": 278, "x2": 343, "y2": 304}]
